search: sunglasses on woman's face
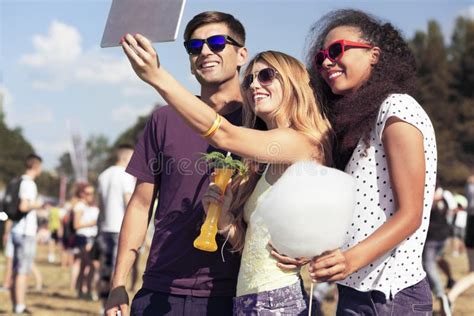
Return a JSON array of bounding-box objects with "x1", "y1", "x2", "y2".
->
[
  {"x1": 184, "y1": 34, "x2": 243, "y2": 55},
  {"x1": 242, "y1": 68, "x2": 279, "y2": 90},
  {"x1": 315, "y1": 39, "x2": 373, "y2": 69}
]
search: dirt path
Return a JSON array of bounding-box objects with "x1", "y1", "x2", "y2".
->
[{"x1": 1, "y1": 244, "x2": 473, "y2": 315}]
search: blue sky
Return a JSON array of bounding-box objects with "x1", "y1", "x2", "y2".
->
[{"x1": 1, "y1": 0, "x2": 473, "y2": 170}]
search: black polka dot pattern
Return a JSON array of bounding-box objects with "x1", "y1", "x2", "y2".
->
[{"x1": 338, "y1": 94, "x2": 437, "y2": 298}]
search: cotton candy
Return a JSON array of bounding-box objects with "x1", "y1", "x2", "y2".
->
[{"x1": 256, "y1": 161, "x2": 356, "y2": 258}]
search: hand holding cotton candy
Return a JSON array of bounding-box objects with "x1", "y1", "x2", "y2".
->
[{"x1": 256, "y1": 161, "x2": 356, "y2": 259}]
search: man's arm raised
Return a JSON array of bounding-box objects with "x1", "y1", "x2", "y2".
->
[{"x1": 105, "y1": 180, "x2": 155, "y2": 316}]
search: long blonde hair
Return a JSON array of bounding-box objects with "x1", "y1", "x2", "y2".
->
[{"x1": 229, "y1": 51, "x2": 333, "y2": 251}]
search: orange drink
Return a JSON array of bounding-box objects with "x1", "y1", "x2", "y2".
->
[{"x1": 194, "y1": 167, "x2": 234, "y2": 252}]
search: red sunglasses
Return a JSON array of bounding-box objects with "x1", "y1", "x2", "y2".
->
[{"x1": 315, "y1": 39, "x2": 373, "y2": 69}]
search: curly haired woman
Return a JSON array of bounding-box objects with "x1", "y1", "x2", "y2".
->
[{"x1": 306, "y1": 9, "x2": 438, "y2": 315}]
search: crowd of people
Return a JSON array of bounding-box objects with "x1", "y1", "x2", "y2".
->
[
  {"x1": 1, "y1": 145, "x2": 143, "y2": 314},
  {"x1": 1, "y1": 7, "x2": 474, "y2": 316}
]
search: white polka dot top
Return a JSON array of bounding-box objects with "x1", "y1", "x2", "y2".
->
[{"x1": 337, "y1": 94, "x2": 437, "y2": 298}]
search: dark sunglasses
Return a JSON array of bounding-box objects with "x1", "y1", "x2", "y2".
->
[
  {"x1": 315, "y1": 39, "x2": 373, "y2": 69},
  {"x1": 184, "y1": 34, "x2": 243, "y2": 55},
  {"x1": 242, "y1": 68, "x2": 279, "y2": 90}
]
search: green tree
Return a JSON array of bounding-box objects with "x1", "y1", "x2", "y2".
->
[
  {"x1": 410, "y1": 20, "x2": 464, "y2": 188},
  {"x1": 0, "y1": 93, "x2": 4, "y2": 123},
  {"x1": 86, "y1": 134, "x2": 111, "y2": 182},
  {"x1": 113, "y1": 115, "x2": 149, "y2": 147},
  {"x1": 0, "y1": 93, "x2": 58, "y2": 199},
  {"x1": 412, "y1": 21, "x2": 453, "y2": 125},
  {"x1": 55, "y1": 134, "x2": 112, "y2": 186},
  {"x1": 450, "y1": 17, "x2": 474, "y2": 99},
  {"x1": 113, "y1": 104, "x2": 161, "y2": 147},
  {"x1": 36, "y1": 171, "x2": 60, "y2": 200},
  {"x1": 0, "y1": 122, "x2": 35, "y2": 186},
  {"x1": 456, "y1": 96, "x2": 474, "y2": 167},
  {"x1": 56, "y1": 152, "x2": 74, "y2": 180},
  {"x1": 449, "y1": 17, "x2": 474, "y2": 170}
]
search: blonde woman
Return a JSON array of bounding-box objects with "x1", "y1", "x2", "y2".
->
[
  {"x1": 70, "y1": 183, "x2": 99, "y2": 299},
  {"x1": 122, "y1": 31, "x2": 332, "y2": 314},
  {"x1": 202, "y1": 51, "x2": 333, "y2": 314}
]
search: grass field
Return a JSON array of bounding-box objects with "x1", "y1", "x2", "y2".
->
[{"x1": 0, "y1": 243, "x2": 473, "y2": 315}]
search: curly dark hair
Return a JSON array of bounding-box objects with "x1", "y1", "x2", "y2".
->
[{"x1": 305, "y1": 9, "x2": 417, "y2": 170}]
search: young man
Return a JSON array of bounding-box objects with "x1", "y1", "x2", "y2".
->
[
  {"x1": 106, "y1": 11, "x2": 248, "y2": 316},
  {"x1": 97, "y1": 144, "x2": 136, "y2": 305},
  {"x1": 10, "y1": 154, "x2": 43, "y2": 314}
]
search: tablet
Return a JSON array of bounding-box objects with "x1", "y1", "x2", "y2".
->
[{"x1": 100, "y1": 0, "x2": 186, "y2": 48}]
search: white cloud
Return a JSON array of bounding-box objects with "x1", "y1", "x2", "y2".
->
[
  {"x1": 72, "y1": 48, "x2": 137, "y2": 85},
  {"x1": 19, "y1": 21, "x2": 138, "y2": 90},
  {"x1": 20, "y1": 20, "x2": 82, "y2": 67},
  {"x1": 460, "y1": 5, "x2": 474, "y2": 20},
  {"x1": 112, "y1": 104, "x2": 153, "y2": 124}
]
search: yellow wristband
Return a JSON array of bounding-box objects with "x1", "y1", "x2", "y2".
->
[{"x1": 201, "y1": 113, "x2": 222, "y2": 138}]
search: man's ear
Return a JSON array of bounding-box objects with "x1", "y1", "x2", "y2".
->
[
  {"x1": 237, "y1": 47, "x2": 249, "y2": 68},
  {"x1": 370, "y1": 47, "x2": 381, "y2": 65}
]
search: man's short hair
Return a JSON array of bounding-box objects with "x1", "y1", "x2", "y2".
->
[
  {"x1": 117, "y1": 143, "x2": 134, "y2": 151},
  {"x1": 115, "y1": 143, "x2": 134, "y2": 162},
  {"x1": 25, "y1": 153, "x2": 42, "y2": 169},
  {"x1": 184, "y1": 11, "x2": 246, "y2": 45}
]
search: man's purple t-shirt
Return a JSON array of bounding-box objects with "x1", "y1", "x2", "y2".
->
[{"x1": 126, "y1": 105, "x2": 242, "y2": 297}]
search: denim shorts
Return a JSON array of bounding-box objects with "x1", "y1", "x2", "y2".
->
[
  {"x1": 233, "y1": 281, "x2": 308, "y2": 315},
  {"x1": 12, "y1": 233, "x2": 37, "y2": 275},
  {"x1": 337, "y1": 277, "x2": 433, "y2": 315},
  {"x1": 96, "y1": 232, "x2": 120, "y2": 299},
  {"x1": 98, "y1": 232, "x2": 120, "y2": 276}
]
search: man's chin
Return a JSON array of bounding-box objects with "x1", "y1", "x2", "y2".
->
[{"x1": 196, "y1": 74, "x2": 223, "y2": 86}]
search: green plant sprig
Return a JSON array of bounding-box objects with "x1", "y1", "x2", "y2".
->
[{"x1": 201, "y1": 151, "x2": 248, "y2": 179}]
